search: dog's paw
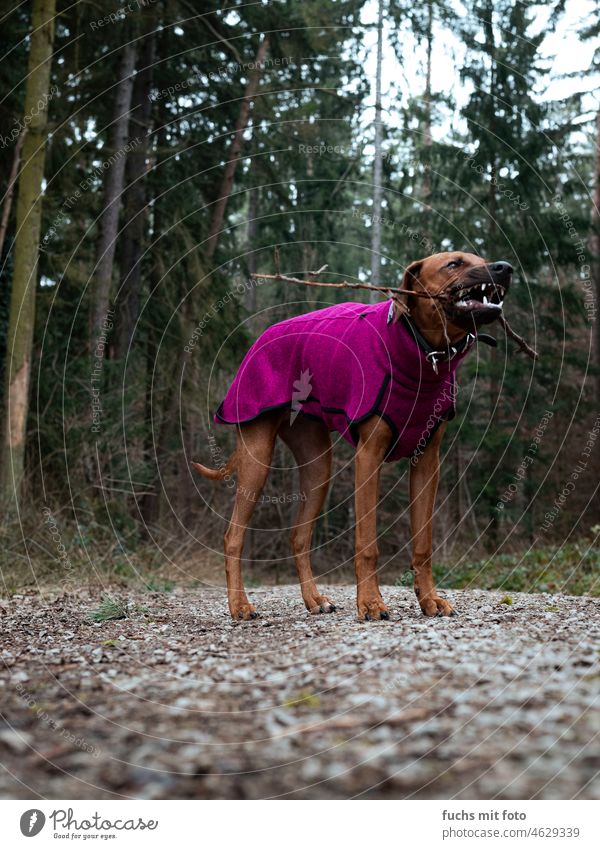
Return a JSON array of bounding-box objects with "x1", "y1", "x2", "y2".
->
[
  {"x1": 230, "y1": 603, "x2": 259, "y2": 621},
  {"x1": 420, "y1": 596, "x2": 455, "y2": 617},
  {"x1": 305, "y1": 594, "x2": 337, "y2": 615},
  {"x1": 357, "y1": 597, "x2": 390, "y2": 621}
]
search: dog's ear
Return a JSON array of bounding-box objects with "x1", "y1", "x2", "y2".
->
[{"x1": 391, "y1": 260, "x2": 423, "y2": 322}]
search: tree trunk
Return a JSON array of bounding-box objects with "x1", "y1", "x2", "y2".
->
[
  {"x1": 0, "y1": 0, "x2": 56, "y2": 513},
  {"x1": 451, "y1": 442, "x2": 462, "y2": 529},
  {"x1": 205, "y1": 34, "x2": 269, "y2": 261},
  {"x1": 591, "y1": 106, "x2": 600, "y2": 401},
  {"x1": 486, "y1": 3, "x2": 499, "y2": 546},
  {"x1": 89, "y1": 42, "x2": 136, "y2": 344},
  {"x1": 370, "y1": 0, "x2": 384, "y2": 299},
  {"x1": 244, "y1": 182, "x2": 259, "y2": 560},
  {"x1": 421, "y1": 0, "x2": 433, "y2": 235},
  {"x1": 0, "y1": 128, "x2": 26, "y2": 260},
  {"x1": 245, "y1": 185, "x2": 259, "y2": 312},
  {"x1": 149, "y1": 38, "x2": 269, "y2": 526},
  {"x1": 140, "y1": 217, "x2": 164, "y2": 529},
  {"x1": 114, "y1": 25, "x2": 156, "y2": 360}
]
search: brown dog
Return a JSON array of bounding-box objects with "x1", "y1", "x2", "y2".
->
[{"x1": 194, "y1": 252, "x2": 512, "y2": 621}]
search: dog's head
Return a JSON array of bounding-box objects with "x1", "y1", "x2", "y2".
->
[{"x1": 397, "y1": 251, "x2": 512, "y2": 334}]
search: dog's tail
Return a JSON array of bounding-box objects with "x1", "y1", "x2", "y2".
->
[{"x1": 191, "y1": 450, "x2": 237, "y2": 481}]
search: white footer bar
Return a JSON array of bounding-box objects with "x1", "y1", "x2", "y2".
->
[{"x1": 1, "y1": 800, "x2": 598, "y2": 848}]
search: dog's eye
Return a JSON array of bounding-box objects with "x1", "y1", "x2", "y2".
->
[{"x1": 446, "y1": 259, "x2": 463, "y2": 269}]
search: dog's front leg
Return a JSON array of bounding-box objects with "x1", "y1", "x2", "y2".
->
[
  {"x1": 408, "y1": 422, "x2": 454, "y2": 616},
  {"x1": 354, "y1": 417, "x2": 392, "y2": 621}
]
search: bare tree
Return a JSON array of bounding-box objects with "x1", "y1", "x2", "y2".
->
[
  {"x1": 205, "y1": 34, "x2": 270, "y2": 261},
  {"x1": 0, "y1": 129, "x2": 26, "y2": 260},
  {"x1": 114, "y1": 21, "x2": 157, "y2": 359},
  {"x1": 370, "y1": 0, "x2": 384, "y2": 300},
  {"x1": 89, "y1": 42, "x2": 136, "y2": 344},
  {"x1": 158, "y1": 35, "x2": 270, "y2": 513},
  {"x1": 421, "y1": 0, "x2": 433, "y2": 232},
  {"x1": 0, "y1": 0, "x2": 56, "y2": 513}
]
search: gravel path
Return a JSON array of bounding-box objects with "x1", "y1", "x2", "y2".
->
[{"x1": 0, "y1": 585, "x2": 599, "y2": 799}]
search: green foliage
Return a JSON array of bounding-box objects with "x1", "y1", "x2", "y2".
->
[{"x1": 434, "y1": 542, "x2": 600, "y2": 597}]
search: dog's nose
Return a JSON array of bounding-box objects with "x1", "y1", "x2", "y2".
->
[{"x1": 491, "y1": 261, "x2": 513, "y2": 275}]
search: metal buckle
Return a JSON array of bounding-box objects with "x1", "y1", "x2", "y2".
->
[{"x1": 426, "y1": 351, "x2": 443, "y2": 374}]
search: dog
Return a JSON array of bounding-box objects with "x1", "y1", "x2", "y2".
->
[{"x1": 193, "y1": 252, "x2": 512, "y2": 621}]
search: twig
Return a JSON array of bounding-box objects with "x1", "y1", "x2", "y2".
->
[
  {"x1": 189, "y1": 5, "x2": 244, "y2": 65},
  {"x1": 498, "y1": 315, "x2": 538, "y2": 360},
  {"x1": 251, "y1": 270, "x2": 420, "y2": 299},
  {"x1": 289, "y1": 707, "x2": 431, "y2": 735}
]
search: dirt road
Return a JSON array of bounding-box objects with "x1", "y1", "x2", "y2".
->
[{"x1": 1, "y1": 585, "x2": 598, "y2": 799}]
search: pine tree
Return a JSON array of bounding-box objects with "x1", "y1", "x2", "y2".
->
[{"x1": 458, "y1": 0, "x2": 591, "y2": 541}]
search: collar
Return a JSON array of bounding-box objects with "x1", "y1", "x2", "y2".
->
[{"x1": 390, "y1": 306, "x2": 497, "y2": 374}]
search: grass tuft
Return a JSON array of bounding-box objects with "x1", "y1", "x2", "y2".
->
[{"x1": 89, "y1": 597, "x2": 129, "y2": 622}]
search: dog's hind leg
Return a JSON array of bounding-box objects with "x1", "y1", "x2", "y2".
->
[
  {"x1": 278, "y1": 416, "x2": 335, "y2": 614},
  {"x1": 224, "y1": 411, "x2": 283, "y2": 620}
]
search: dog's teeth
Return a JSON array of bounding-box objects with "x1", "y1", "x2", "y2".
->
[
  {"x1": 499, "y1": 300, "x2": 503, "y2": 308},
  {"x1": 483, "y1": 295, "x2": 489, "y2": 305}
]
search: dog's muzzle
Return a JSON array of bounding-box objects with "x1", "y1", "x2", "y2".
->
[{"x1": 444, "y1": 261, "x2": 513, "y2": 327}]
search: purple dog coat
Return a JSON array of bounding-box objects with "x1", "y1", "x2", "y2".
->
[{"x1": 215, "y1": 300, "x2": 478, "y2": 461}]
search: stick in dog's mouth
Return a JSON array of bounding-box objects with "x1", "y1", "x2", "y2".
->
[{"x1": 252, "y1": 257, "x2": 538, "y2": 359}]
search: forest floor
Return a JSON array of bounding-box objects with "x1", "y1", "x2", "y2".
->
[{"x1": 0, "y1": 584, "x2": 599, "y2": 800}]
